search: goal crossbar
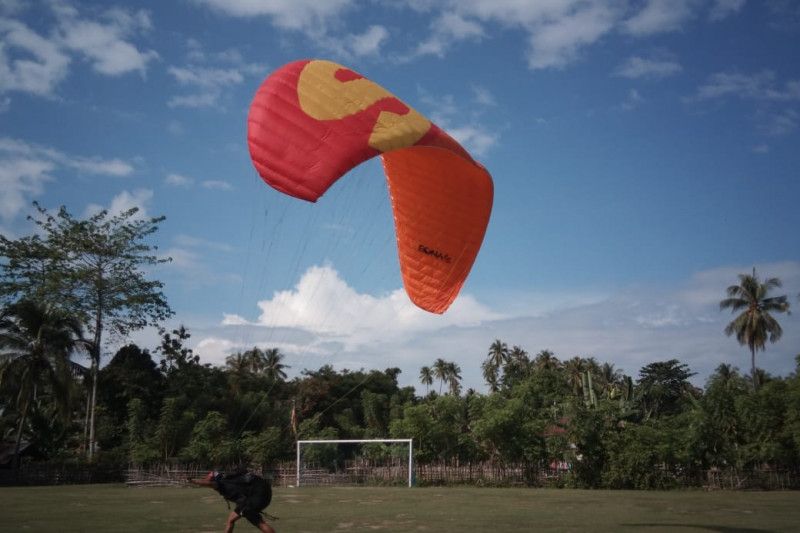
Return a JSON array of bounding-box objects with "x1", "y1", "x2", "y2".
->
[{"x1": 296, "y1": 438, "x2": 413, "y2": 487}]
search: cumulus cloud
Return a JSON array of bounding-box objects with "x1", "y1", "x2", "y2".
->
[
  {"x1": 190, "y1": 261, "x2": 800, "y2": 390},
  {"x1": 219, "y1": 263, "x2": 501, "y2": 350},
  {"x1": 0, "y1": 18, "x2": 70, "y2": 96},
  {"x1": 52, "y1": 2, "x2": 158, "y2": 76},
  {"x1": 0, "y1": 2, "x2": 156, "y2": 100}
]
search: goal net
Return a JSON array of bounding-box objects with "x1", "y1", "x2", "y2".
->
[{"x1": 295, "y1": 438, "x2": 413, "y2": 487}]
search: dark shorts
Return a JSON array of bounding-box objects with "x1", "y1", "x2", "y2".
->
[
  {"x1": 235, "y1": 506, "x2": 264, "y2": 527},
  {"x1": 235, "y1": 492, "x2": 271, "y2": 527}
]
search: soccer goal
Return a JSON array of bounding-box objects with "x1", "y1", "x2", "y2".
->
[{"x1": 295, "y1": 438, "x2": 414, "y2": 487}]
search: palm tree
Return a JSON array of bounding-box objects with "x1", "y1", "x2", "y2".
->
[
  {"x1": 533, "y1": 349, "x2": 560, "y2": 371},
  {"x1": 433, "y1": 358, "x2": 449, "y2": 395},
  {"x1": 563, "y1": 356, "x2": 589, "y2": 396},
  {"x1": 446, "y1": 362, "x2": 462, "y2": 396},
  {"x1": 0, "y1": 300, "x2": 84, "y2": 471},
  {"x1": 262, "y1": 348, "x2": 288, "y2": 381},
  {"x1": 720, "y1": 268, "x2": 790, "y2": 390},
  {"x1": 419, "y1": 366, "x2": 434, "y2": 395},
  {"x1": 484, "y1": 339, "x2": 509, "y2": 391}
]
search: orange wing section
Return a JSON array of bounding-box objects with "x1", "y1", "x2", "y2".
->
[{"x1": 383, "y1": 147, "x2": 493, "y2": 314}]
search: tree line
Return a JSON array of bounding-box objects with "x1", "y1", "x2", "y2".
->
[{"x1": 1, "y1": 203, "x2": 798, "y2": 489}]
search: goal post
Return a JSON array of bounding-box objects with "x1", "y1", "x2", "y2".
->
[{"x1": 296, "y1": 438, "x2": 414, "y2": 487}]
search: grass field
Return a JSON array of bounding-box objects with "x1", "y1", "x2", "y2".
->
[{"x1": 2, "y1": 484, "x2": 799, "y2": 532}]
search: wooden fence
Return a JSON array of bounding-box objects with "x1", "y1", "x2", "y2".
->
[
  {"x1": 0, "y1": 462, "x2": 123, "y2": 486},
  {"x1": 4, "y1": 460, "x2": 799, "y2": 490}
]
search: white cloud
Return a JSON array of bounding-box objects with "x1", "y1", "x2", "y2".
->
[
  {"x1": 0, "y1": 18, "x2": 71, "y2": 96},
  {"x1": 53, "y1": 4, "x2": 158, "y2": 76},
  {"x1": 201, "y1": 180, "x2": 233, "y2": 190},
  {"x1": 192, "y1": 261, "x2": 800, "y2": 391},
  {"x1": 615, "y1": 55, "x2": 682, "y2": 79},
  {"x1": 624, "y1": 0, "x2": 700, "y2": 36},
  {"x1": 0, "y1": 137, "x2": 133, "y2": 176},
  {"x1": 167, "y1": 41, "x2": 266, "y2": 108},
  {"x1": 445, "y1": 124, "x2": 498, "y2": 157},
  {"x1": 0, "y1": 137, "x2": 134, "y2": 221},
  {"x1": 412, "y1": 12, "x2": 484, "y2": 58},
  {"x1": 709, "y1": 0, "x2": 746, "y2": 21},
  {"x1": 0, "y1": 3, "x2": 156, "y2": 99},
  {"x1": 690, "y1": 70, "x2": 800, "y2": 136},
  {"x1": 419, "y1": 90, "x2": 499, "y2": 157},
  {"x1": 165, "y1": 173, "x2": 193, "y2": 187},
  {"x1": 693, "y1": 70, "x2": 800, "y2": 101},
  {"x1": 758, "y1": 109, "x2": 798, "y2": 136},
  {"x1": 84, "y1": 188, "x2": 153, "y2": 219},
  {"x1": 347, "y1": 25, "x2": 389, "y2": 57},
  {"x1": 174, "y1": 234, "x2": 234, "y2": 253},
  {"x1": 620, "y1": 88, "x2": 644, "y2": 110},
  {"x1": 472, "y1": 86, "x2": 496, "y2": 107},
  {"x1": 0, "y1": 158, "x2": 53, "y2": 220},
  {"x1": 192, "y1": 0, "x2": 353, "y2": 33},
  {"x1": 525, "y1": 1, "x2": 620, "y2": 69},
  {"x1": 220, "y1": 263, "x2": 501, "y2": 349}
]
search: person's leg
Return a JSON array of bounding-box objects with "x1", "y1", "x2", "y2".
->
[
  {"x1": 224, "y1": 511, "x2": 241, "y2": 533},
  {"x1": 256, "y1": 518, "x2": 276, "y2": 533}
]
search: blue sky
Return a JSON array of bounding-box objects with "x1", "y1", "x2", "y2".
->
[{"x1": 2, "y1": 0, "x2": 799, "y2": 391}]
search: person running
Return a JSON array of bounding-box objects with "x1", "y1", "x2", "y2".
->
[{"x1": 189, "y1": 470, "x2": 276, "y2": 533}]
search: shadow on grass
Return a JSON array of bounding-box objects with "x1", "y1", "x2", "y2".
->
[{"x1": 624, "y1": 525, "x2": 773, "y2": 533}]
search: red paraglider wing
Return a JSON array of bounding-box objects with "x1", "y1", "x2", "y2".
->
[{"x1": 247, "y1": 59, "x2": 493, "y2": 313}]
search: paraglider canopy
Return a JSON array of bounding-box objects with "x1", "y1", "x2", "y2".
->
[{"x1": 248, "y1": 59, "x2": 493, "y2": 314}]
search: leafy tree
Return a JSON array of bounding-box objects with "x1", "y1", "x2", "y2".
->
[
  {"x1": 97, "y1": 344, "x2": 163, "y2": 450},
  {"x1": 0, "y1": 300, "x2": 84, "y2": 470},
  {"x1": 720, "y1": 268, "x2": 791, "y2": 390},
  {"x1": 0, "y1": 203, "x2": 173, "y2": 458},
  {"x1": 182, "y1": 411, "x2": 239, "y2": 464},
  {"x1": 696, "y1": 364, "x2": 748, "y2": 467},
  {"x1": 636, "y1": 359, "x2": 696, "y2": 420}
]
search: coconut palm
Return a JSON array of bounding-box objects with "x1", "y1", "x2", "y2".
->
[
  {"x1": 419, "y1": 366, "x2": 434, "y2": 395},
  {"x1": 0, "y1": 299, "x2": 84, "y2": 471},
  {"x1": 433, "y1": 358, "x2": 449, "y2": 395},
  {"x1": 533, "y1": 349, "x2": 561, "y2": 371},
  {"x1": 446, "y1": 362, "x2": 462, "y2": 396},
  {"x1": 262, "y1": 348, "x2": 289, "y2": 381},
  {"x1": 720, "y1": 268, "x2": 790, "y2": 390},
  {"x1": 483, "y1": 339, "x2": 509, "y2": 391}
]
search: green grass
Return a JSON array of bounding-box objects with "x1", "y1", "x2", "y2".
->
[{"x1": 1, "y1": 484, "x2": 799, "y2": 532}]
